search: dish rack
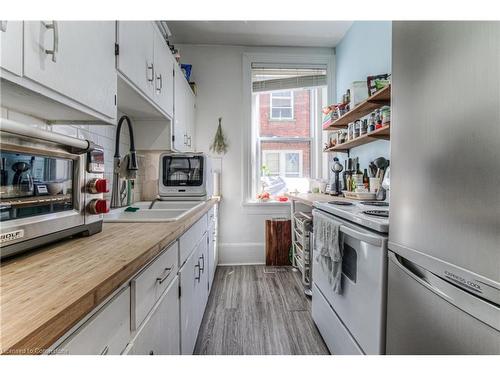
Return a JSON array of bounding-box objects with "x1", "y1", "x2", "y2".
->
[{"x1": 292, "y1": 211, "x2": 313, "y2": 294}]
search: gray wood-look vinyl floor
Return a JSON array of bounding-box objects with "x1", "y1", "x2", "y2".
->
[{"x1": 194, "y1": 265, "x2": 329, "y2": 355}]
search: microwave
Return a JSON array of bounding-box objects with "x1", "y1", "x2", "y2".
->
[
  {"x1": 158, "y1": 152, "x2": 212, "y2": 201},
  {"x1": 0, "y1": 118, "x2": 109, "y2": 259}
]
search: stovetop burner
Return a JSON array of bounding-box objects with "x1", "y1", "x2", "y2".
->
[
  {"x1": 328, "y1": 201, "x2": 354, "y2": 206},
  {"x1": 360, "y1": 201, "x2": 389, "y2": 207},
  {"x1": 363, "y1": 210, "x2": 389, "y2": 218}
]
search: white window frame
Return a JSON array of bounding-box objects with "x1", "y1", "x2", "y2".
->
[
  {"x1": 241, "y1": 51, "x2": 335, "y2": 208},
  {"x1": 269, "y1": 91, "x2": 294, "y2": 120},
  {"x1": 262, "y1": 149, "x2": 304, "y2": 178}
]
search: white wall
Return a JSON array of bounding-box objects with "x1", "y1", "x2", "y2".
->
[
  {"x1": 178, "y1": 44, "x2": 333, "y2": 265},
  {"x1": 333, "y1": 21, "x2": 392, "y2": 170}
]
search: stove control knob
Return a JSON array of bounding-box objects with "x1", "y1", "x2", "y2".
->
[
  {"x1": 88, "y1": 199, "x2": 109, "y2": 215},
  {"x1": 87, "y1": 178, "x2": 109, "y2": 194}
]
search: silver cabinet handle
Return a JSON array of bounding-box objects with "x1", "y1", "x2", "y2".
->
[
  {"x1": 187, "y1": 136, "x2": 192, "y2": 147},
  {"x1": 147, "y1": 63, "x2": 154, "y2": 82},
  {"x1": 156, "y1": 267, "x2": 172, "y2": 284},
  {"x1": 183, "y1": 133, "x2": 188, "y2": 146},
  {"x1": 199, "y1": 254, "x2": 205, "y2": 272},
  {"x1": 100, "y1": 345, "x2": 109, "y2": 355},
  {"x1": 0, "y1": 21, "x2": 7, "y2": 32},
  {"x1": 43, "y1": 21, "x2": 58, "y2": 62},
  {"x1": 155, "y1": 74, "x2": 162, "y2": 93},
  {"x1": 194, "y1": 263, "x2": 201, "y2": 281}
]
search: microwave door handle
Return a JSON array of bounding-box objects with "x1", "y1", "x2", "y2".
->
[{"x1": 339, "y1": 225, "x2": 383, "y2": 247}]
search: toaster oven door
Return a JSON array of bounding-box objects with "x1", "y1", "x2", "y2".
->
[{"x1": 0, "y1": 147, "x2": 85, "y2": 255}]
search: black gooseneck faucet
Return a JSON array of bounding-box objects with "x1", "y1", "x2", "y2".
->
[{"x1": 110, "y1": 115, "x2": 138, "y2": 208}]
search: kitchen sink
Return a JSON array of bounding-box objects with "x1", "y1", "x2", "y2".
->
[
  {"x1": 132, "y1": 201, "x2": 204, "y2": 210},
  {"x1": 103, "y1": 200, "x2": 205, "y2": 223}
]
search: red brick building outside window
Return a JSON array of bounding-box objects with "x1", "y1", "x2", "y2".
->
[{"x1": 259, "y1": 89, "x2": 312, "y2": 181}]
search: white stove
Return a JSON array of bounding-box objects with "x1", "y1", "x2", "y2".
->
[
  {"x1": 311, "y1": 199, "x2": 389, "y2": 354},
  {"x1": 313, "y1": 200, "x2": 389, "y2": 233}
]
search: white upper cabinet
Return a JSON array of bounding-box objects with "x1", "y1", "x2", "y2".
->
[
  {"x1": 173, "y1": 65, "x2": 196, "y2": 152},
  {"x1": 0, "y1": 21, "x2": 23, "y2": 76},
  {"x1": 116, "y1": 21, "x2": 155, "y2": 100},
  {"x1": 153, "y1": 28, "x2": 174, "y2": 118},
  {"x1": 23, "y1": 21, "x2": 117, "y2": 119}
]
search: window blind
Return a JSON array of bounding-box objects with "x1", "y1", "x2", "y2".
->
[{"x1": 251, "y1": 63, "x2": 327, "y2": 93}]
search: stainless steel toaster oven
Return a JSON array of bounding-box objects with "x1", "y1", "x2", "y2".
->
[{"x1": 0, "y1": 118, "x2": 109, "y2": 259}]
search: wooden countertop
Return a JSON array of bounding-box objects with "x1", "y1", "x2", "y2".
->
[
  {"x1": 0, "y1": 198, "x2": 219, "y2": 355},
  {"x1": 285, "y1": 192, "x2": 350, "y2": 206}
]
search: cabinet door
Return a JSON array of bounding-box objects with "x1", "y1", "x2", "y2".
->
[
  {"x1": 197, "y1": 233, "x2": 209, "y2": 313},
  {"x1": 116, "y1": 21, "x2": 155, "y2": 100},
  {"x1": 0, "y1": 21, "x2": 23, "y2": 76},
  {"x1": 131, "y1": 276, "x2": 180, "y2": 355},
  {"x1": 185, "y1": 88, "x2": 196, "y2": 151},
  {"x1": 208, "y1": 222, "x2": 217, "y2": 291},
  {"x1": 179, "y1": 240, "x2": 206, "y2": 354},
  {"x1": 153, "y1": 27, "x2": 174, "y2": 118},
  {"x1": 23, "y1": 21, "x2": 116, "y2": 119},
  {"x1": 56, "y1": 286, "x2": 131, "y2": 355},
  {"x1": 173, "y1": 66, "x2": 187, "y2": 152}
]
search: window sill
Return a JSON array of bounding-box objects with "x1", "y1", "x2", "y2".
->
[{"x1": 242, "y1": 199, "x2": 291, "y2": 207}]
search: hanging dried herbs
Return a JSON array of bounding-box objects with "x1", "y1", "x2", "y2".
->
[{"x1": 209, "y1": 117, "x2": 228, "y2": 155}]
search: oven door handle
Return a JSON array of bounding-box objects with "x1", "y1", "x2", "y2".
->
[
  {"x1": 339, "y1": 225, "x2": 383, "y2": 247},
  {"x1": 313, "y1": 209, "x2": 384, "y2": 247}
]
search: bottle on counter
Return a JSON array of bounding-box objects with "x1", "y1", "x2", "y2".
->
[
  {"x1": 363, "y1": 169, "x2": 370, "y2": 190},
  {"x1": 355, "y1": 162, "x2": 364, "y2": 189}
]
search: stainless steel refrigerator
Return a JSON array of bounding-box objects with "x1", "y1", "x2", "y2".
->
[{"x1": 387, "y1": 21, "x2": 500, "y2": 354}]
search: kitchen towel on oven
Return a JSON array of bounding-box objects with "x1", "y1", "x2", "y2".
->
[{"x1": 314, "y1": 213, "x2": 343, "y2": 293}]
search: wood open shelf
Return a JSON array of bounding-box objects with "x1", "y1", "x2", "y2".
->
[
  {"x1": 323, "y1": 84, "x2": 391, "y2": 130},
  {"x1": 324, "y1": 124, "x2": 391, "y2": 153}
]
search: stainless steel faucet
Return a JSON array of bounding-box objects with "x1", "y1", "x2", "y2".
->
[{"x1": 111, "y1": 115, "x2": 138, "y2": 208}]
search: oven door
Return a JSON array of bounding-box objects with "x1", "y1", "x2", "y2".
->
[
  {"x1": 158, "y1": 154, "x2": 206, "y2": 198},
  {"x1": 0, "y1": 145, "x2": 85, "y2": 256},
  {"x1": 312, "y1": 209, "x2": 388, "y2": 354}
]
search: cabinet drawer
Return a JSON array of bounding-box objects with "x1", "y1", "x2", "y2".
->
[
  {"x1": 132, "y1": 241, "x2": 179, "y2": 331},
  {"x1": 130, "y1": 276, "x2": 180, "y2": 355},
  {"x1": 179, "y1": 214, "x2": 207, "y2": 266},
  {"x1": 57, "y1": 286, "x2": 130, "y2": 355}
]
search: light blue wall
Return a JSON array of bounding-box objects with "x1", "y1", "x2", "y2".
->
[{"x1": 330, "y1": 21, "x2": 392, "y2": 176}]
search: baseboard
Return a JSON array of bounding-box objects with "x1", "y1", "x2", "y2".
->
[{"x1": 218, "y1": 242, "x2": 265, "y2": 265}]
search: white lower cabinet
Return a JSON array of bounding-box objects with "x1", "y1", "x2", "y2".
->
[
  {"x1": 179, "y1": 232, "x2": 209, "y2": 354},
  {"x1": 128, "y1": 276, "x2": 180, "y2": 355},
  {"x1": 56, "y1": 286, "x2": 131, "y2": 355},
  {"x1": 54, "y1": 207, "x2": 216, "y2": 355}
]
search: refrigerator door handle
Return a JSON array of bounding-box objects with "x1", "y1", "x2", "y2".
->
[
  {"x1": 389, "y1": 251, "x2": 451, "y2": 300},
  {"x1": 389, "y1": 251, "x2": 500, "y2": 331}
]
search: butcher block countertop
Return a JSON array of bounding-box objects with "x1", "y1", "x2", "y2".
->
[
  {"x1": 285, "y1": 192, "x2": 350, "y2": 206},
  {"x1": 0, "y1": 198, "x2": 219, "y2": 355}
]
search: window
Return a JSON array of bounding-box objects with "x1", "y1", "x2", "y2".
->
[
  {"x1": 245, "y1": 58, "x2": 330, "y2": 202},
  {"x1": 270, "y1": 91, "x2": 294, "y2": 120},
  {"x1": 262, "y1": 150, "x2": 303, "y2": 178}
]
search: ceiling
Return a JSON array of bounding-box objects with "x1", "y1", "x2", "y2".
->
[{"x1": 166, "y1": 21, "x2": 353, "y2": 48}]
